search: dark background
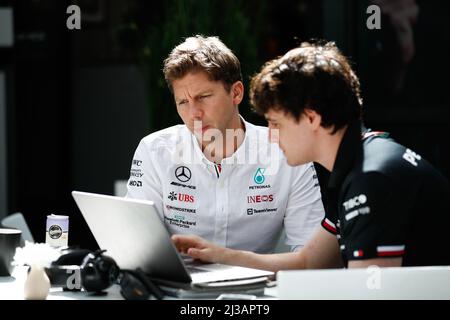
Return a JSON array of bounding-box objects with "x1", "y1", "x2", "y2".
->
[{"x1": 0, "y1": 0, "x2": 448, "y2": 250}]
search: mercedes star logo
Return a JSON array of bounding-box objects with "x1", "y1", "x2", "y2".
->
[{"x1": 175, "y1": 166, "x2": 192, "y2": 183}]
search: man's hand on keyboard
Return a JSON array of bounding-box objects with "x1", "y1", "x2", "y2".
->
[{"x1": 171, "y1": 234, "x2": 229, "y2": 264}]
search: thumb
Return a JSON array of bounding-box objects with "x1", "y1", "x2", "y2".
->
[{"x1": 171, "y1": 234, "x2": 179, "y2": 245}]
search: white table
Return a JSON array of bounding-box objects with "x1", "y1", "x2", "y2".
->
[{"x1": 0, "y1": 266, "x2": 277, "y2": 300}]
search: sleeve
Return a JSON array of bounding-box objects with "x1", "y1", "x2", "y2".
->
[
  {"x1": 125, "y1": 140, "x2": 164, "y2": 220},
  {"x1": 340, "y1": 172, "x2": 407, "y2": 261},
  {"x1": 283, "y1": 163, "x2": 325, "y2": 250},
  {"x1": 321, "y1": 213, "x2": 339, "y2": 235}
]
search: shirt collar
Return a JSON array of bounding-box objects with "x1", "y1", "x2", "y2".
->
[{"x1": 328, "y1": 120, "x2": 367, "y2": 189}]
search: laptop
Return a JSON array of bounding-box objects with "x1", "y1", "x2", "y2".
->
[{"x1": 72, "y1": 191, "x2": 273, "y2": 294}]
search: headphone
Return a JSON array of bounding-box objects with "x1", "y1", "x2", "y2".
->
[
  {"x1": 80, "y1": 250, "x2": 119, "y2": 293},
  {"x1": 80, "y1": 249, "x2": 164, "y2": 300}
]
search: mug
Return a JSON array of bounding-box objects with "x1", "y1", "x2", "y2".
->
[{"x1": 0, "y1": 228, "x2": 22, "y2": 276}]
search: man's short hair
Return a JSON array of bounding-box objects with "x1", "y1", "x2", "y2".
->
[
  {"x1": 163, "y1": 35, "x2": 242, "y2": 92},
  {"x1": 249, "y1": 40, "x2": 363, "y2": 133}
]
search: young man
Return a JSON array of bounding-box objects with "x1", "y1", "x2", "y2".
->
[
  {"x1": 126, "y1": 36, "x2": 324, "y2": 254},
  {"x1": 172, "y1": 41, "x2": 450, "y2": 270}
]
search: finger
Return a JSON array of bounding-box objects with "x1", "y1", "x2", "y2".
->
[
  {"x1": 172, "y1": 235, "x2": 200, "y2": 254},
  {"x1": 172, "y1": 236, "x2": 193, "y2": 254},
  {"x1": 187, "y1": 248, "x2": 210, "y2": 262},
  {"x1": 173, "y1": 234, "x2": 203, "y2": 249},
  {"x1": 171, "y1": 235, "x2": 184, "y2": 251},
  {"x1": 171, "y1": 234, "x2": 179, "y2": 245}
]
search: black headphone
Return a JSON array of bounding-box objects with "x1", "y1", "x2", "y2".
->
[
  {"x1": 80, "y1": 249, "x2": 164, "y2": 300},
  {"x1": 117, "y1": 268, "x2": 165, "y2": 300},
  {"x1": 80, "y1": 249, "x2": 120, "y2": 293}
]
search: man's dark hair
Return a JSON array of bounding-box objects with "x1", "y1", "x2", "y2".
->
[
  {"x1": 163, "y1": 35, "x2": 242, "y2": 92},
  {"x1": 249, "y1": 41, "x2": 362, "y2": 133}
]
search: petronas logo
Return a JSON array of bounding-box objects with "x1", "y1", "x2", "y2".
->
[{"x1": 253, "y1": 168, "x2": 266, "y2": 185}]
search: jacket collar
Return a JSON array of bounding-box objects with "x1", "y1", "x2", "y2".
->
[{"x1": 328, "y1": 120, "x2": 367, "y2": 189}]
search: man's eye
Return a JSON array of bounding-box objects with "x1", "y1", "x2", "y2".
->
[
  {"x1": 178, "y1": 101, "x2": 187, "y2": 106},
  {"x1": 199, "y1": 95, "x2": 210, "y2": 100}
]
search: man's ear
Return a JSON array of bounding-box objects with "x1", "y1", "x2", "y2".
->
[
  {"x1": 231, "y1": 81, "x2": 244, "y2": 106},
  {"x1": 303, "y1": 108, "x2": 321, "y2": 130}
]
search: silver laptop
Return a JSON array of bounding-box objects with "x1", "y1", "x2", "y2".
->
[{"x1": 72, "y1": 191, "x2": 273, "y2": 290}]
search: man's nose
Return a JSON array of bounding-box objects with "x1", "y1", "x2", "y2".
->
[{"x1": 189, "y1": 103, "x2": 204, "y2": 120}]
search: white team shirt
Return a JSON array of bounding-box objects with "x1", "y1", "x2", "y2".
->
[{"x1": 126, "y1": 118, "x2": 324, "y2": 253}]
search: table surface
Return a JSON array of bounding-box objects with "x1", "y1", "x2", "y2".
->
[{"x1": 0, "y1": 266, "x2": 278, "y2": 300}]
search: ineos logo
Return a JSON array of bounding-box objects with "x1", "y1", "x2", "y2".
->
[
  {"x1": 49, "y1": 225, "x2": 62, "y2": 239},
  {"x1": 247, "y1": 194, "x2": 274, "y2": 203},
  {"x1": 175, "y1": 166, "x2": 191, "y2": 183}
]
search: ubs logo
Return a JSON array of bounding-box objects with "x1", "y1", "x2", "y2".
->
[
  {"x1": 168, "y1": 191, "x2": 177, "y2": 201},
  {"x1": 168, "y1": 191, "x2": 195, "y2": 203},
  {"x1": 49, "y1": 225, "x2": 62, "y2": 239},
  {"x1": 175, "y1": 166, "x2": 192, "y2": 183}
]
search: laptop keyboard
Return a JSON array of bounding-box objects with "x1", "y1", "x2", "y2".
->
[{"x1": 186, "y1": 266, "x2": 207, "y2": 274}]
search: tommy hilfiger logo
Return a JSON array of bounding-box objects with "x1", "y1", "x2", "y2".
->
[
  {"x1": 377, "y1": 245, "x2": 405, "y2": 257},
  {"x1": 353, "y1": 250, "x2": 364, "y2": 258}
]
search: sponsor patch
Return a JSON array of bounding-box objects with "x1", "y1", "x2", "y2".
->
[
  {"x1": 248, "y1": 184, "x2": 271, "y2": 190},
  {"x1": 170, "y1": 181, "x2": 196, "y2": 190},
  {"x1": 165, "y1": 204, "x2": 196, "y2": 214},
  {"x1": 164, "y1": 216, "x2": 197, "y2": 229},
  {"x1": 168, "y1": 191, "x2": 195, "y2": 203},
  {"x1": 247, "y1": 194, "x2": 274, "y2": 203},
  {"x1": 344, "y1": 206, "x2": 371, "y2": 221},
  {"x1": 130, "y1": 169, "x2": 144, "y2": 178},
  {"x1": 343, "y1": 194, "x2": 367, "y2": 211},
  {"x1": 175, "y1": 166, "x2": 192, "y2": 183},
  {"x1": 246, "y1": 207, "x2": 277, "y2": 215},
  {"x1": 128, "y1": 180, "x2": 142, "y2": 187}
]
